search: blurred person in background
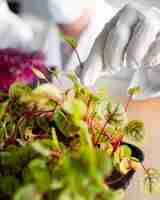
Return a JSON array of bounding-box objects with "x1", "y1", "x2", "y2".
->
[{"x1": 1, "y1": 0, "x2": 160, "y2": 100}]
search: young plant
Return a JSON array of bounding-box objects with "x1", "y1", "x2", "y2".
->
[
  {"x1": 0, "y1": 36, "x2": 159, "y2": 200},
  {"x1": 0, "y1": 67, "x2": 159, "y2": 200}
]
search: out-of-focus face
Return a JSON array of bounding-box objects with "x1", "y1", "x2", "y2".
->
[{"x1": 47, "y1": 0, "x2": 95, "y2": 24}]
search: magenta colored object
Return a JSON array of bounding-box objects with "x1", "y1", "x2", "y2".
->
[{"x1": 0, "y1": 48, "x2": 48, "y2": 91}]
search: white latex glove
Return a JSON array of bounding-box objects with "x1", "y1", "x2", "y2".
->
[
  {"x1": 81, "y1": 4, "x2": 160, "y2": 87},
  {"x1": 0, "y1": 0, "x2": 33, "y2": 51},
  {"x1": 129, "y1": 7, "x2": 160, "y2": 99}
]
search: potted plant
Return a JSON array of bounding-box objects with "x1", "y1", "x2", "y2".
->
[
  {"x1": 0, "y1": 65, "x2": 160, "y2": 200},
  {"x1": 0, "y1": 35, "x2": 159, "y2": 200}
]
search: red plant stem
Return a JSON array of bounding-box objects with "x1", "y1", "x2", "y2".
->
[
  {"x1": 24, "y1": 102, "x2": 59, "y2": 118},
  {"x1": 86, "y1": 115, "x2": 113, "y2": 146},
  {"x1": 92, "y1": 129, "x2": 97, "y2": 146},
  {"x1": 89, "y1": 116, "x2": 97, "y2": 145},
  {"x1": 50, "y1": 149, "x2": 61, "y2": 159},
  {"x1": 33, "y1": 109, "x2": 55, "y2": 117},
  {"x1": 74, "y1": 48, "x2": 84, "y2": 71},
  {"x1": 95, "y1": 116, "x2": 112, "y2": 145},
  {"x1": 34, "y1": 134, "x2": 49, "y2": 139},
  {"x1": 69, "y1": 43, "x2": 84, "y2": 71},
  {"x1": 86, "y1": 98, "x2": 92, "y2": 122},
  {"x1": 95, "y1": 106, "x2": 118, "y2": 145},
  {"x1": 141, "y1": 163, "x2": 148, "y2": 174},
  {"x1": 125, "y1": 94, "x2": 133, "y2": 112}
]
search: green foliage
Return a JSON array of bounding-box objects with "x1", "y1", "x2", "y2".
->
[
  {"x1": 0, "y1": 175, "x2": 20, "y2": 196},
  {"x1": 28, "y1": 158, "x2": 51, "y2": 191},
  {"x1": 128, "y1": 87, "x2": 141, "y2": 96},
  {"x1": 33, "y1": 83, "x2": 62, "y2": 100},
  {"x1": 63, "y1": 98, "x2": 87, "y2": 122},
  {"x1": 0, "y1": 71, "x2": 156, "y2": 200},
  {"x1": 14, "y1": 184, "x2": 42, "y2": 200},
  {"x1": 54, "y1": 108, "x2": 80, "y2": 138},
  {"x1": 51, "y1": 127, "x2": 60, "y2": 149},
  {"x1": 124, "y1": 120, "x2": 145, "y2": 143},
  {"x1": 9, "y1": 82, "x2": 32, "y2": 98},
  {"x1": 113, "y1": 145, "x2": 132, "y2": 167},
  {"x1": 78, "y1": 121, "x2": 93, "y2": 148},
  {"x1": 143, "y1": 168, "x2": 160, "y2": 195},
  {"x1": 108, "y1": 104, "x2": 127, "y2": 128},
  {"x1": 61, "y1": 34, "x2": 78, "y2": 49},
  {"x1": 66, "y1": 71, "x2": 80, "y2": 84}
]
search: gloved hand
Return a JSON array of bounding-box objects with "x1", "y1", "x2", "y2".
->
[
  {"x1": 0, "y1": 0, "x2": 33, "y2": 50},
  {"x1": 81, "y1": 4, "x2": 160, "y2": 86}
]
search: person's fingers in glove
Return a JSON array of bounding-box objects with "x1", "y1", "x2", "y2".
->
[
  {"x1": 126, "y1": 8, "x2": 160, "y2": 69},
  {"x1": 81, "y1": 28, "x2": 106, "y2": 86},
  {"x1": 103, "y1": 5, "x2": 143, "y2": 73},
  {"x1": 82, "y1": 4, "x2": 160, "y2": 86},
  {"x1": 81, "y1": 7, "x2": 122, "y2": 86},
  {"x1": 142, "y1": 7, "x2": 160, "y2": 69},
  {"x1": 82, "y1": 5, "x2": 143, "y2": 86}
]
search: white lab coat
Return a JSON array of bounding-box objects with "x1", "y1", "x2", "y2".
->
[{"x1": 21, "y1": 15, "x2": 62, "y2": 68}]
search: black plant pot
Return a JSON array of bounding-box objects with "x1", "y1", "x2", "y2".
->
[{"x1": 105, "y1": 143, "x2": 144, "y2": 190}]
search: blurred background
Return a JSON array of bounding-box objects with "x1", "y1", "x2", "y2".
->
[
  {"x1": 6, "y1": 0, "x2": 160, "y2": 17},
  {"x1": 5, "y1": 1, "x2": 160, "y2": 200}
]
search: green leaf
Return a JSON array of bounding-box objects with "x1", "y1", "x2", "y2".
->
[
  {"x1": 0, "y1": 101, "x2": 9, "y2": 120},
  {"x1": 54, "y1": 109, "x2": 69, "y2": 137},
  {"x1": 63, "y1": 98, "x2": 87, "y2": 121},
  {"x1": 14, "y1": 184, "x2": 42, "y2": 200},
  {"x1": 0, "y1": 175, "x2": 19, "y2": 195},
  {"x1": 113, "y1": 145, "x2": 132, "y2": 169},
  {"x1": 143, "y1": 168, "x2": 160, "y2": 195},
  {"x1": 79, "y1": 121, "x2": 92, "y2": 148},
  {"x1": 119, "y1": 145, "x2": 132, "y2": 158},
  {"x1": 51, "y1": 127, "x2": 60, "y2": 149},
  {"x1": 66, "y1": 71, "x2": 80, "y2": 84},
  {"x1": 29, "y1": 158, "x2": 51, "y2": 191},
  {"x1": 33, "y1": 83, "x2": 62, "y2": 100},
  {"x1": 62, "y1": 34, "x2": 77, "y2": 49},
  {"x1": 0, "y1": 123, "x2": 6, "y2": 144},
  {"x1": 124, "y1": 120, "x2": 145, "y2": 143},
  {"x1": 99, "y1": 188, "x2": 124, "y2": 200},
  {"x1": 128, "y1": 86, "x2": 141, "y2": 96},
  {"x1": 54, "y1": 109, "x2": 80, "y2": 138},
  {"x1": 32, "y1": 141, "x2": 50, "y2": 157},
  {"x1": 109, "y1": 104, "x2": 127, "y2": 128},
  {"x1": 9, "y1": 82, "x2": 32, "y2": 97},
  {"x1": 95, "y1": 149, "x2": 113, "y2": 177},
  {"x1": 92, "y1": 98, "x2": 110, "y2": 119}
]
